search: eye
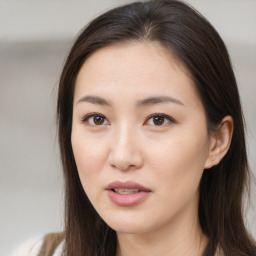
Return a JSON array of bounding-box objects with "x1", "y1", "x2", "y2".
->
[
  {"x1": 82, "y1": 113, "x2": 108, "y2": 126},
  {"x1": 145, "y1": 113, "x2": 174, "y2": 126}
]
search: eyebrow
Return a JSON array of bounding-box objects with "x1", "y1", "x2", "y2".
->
[
  {"x1": 76, "y1": 95, "x2": 111, "y2": 106},
  {"x1": 136, "y1": 96, "x2": 184, "y2": 107},
  {"x1": 76, "y1": 95, "x2": 184, "y2": 107}
]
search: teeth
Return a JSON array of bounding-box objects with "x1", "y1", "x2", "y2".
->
[{"x1": 113, "y1": 188, "x2": 140, "y2": 194}]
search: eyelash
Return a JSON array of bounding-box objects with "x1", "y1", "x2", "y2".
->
[
  {"x1": 81, "y1": 113, "x2": 108, "y2": 126},
  {"x1": 81, "y1": 112, "x2": 175, "y2": 127},
  {"x1": 145, "y1": 113, "x2": 175, "y2": 126}
]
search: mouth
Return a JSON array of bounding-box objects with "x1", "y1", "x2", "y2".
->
[
  {"x1": 112, "y1": 188, "x2": 141, "y2": 194},
  {"x1": 106, "y1": 181, "x2": 151, "y2": 206},
  {"x1": 106, "y1": 180, "x2": 151, "y2": 193}
]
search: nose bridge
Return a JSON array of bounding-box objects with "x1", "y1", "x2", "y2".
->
[
  {"x1": 115, "y1": 122, "x2": 134, "y2": 148},
  {"x1": 108, "y1": 121, "x2": 142, "y2": 170}
]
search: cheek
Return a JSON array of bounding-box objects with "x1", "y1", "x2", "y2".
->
[
  {"x1": 144, "y1": 129, "x2": 209, "y2": 200},
  {"x1": 71, "y1": 130, "x2": 108, "y2": 188}
]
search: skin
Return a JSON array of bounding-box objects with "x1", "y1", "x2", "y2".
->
[{"x1": 71, "y1": 42, "x2": 233, "y2": 256}]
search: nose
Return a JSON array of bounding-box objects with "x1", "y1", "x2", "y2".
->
[{"x1": 107, "y1": 125, "x2": 143, "y2": 171}]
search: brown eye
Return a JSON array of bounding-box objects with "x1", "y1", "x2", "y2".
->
[
  {"x1": 93, "y1": 115, "x2": 105, "y2": 125},
  {"x1": 152, "y1": 116, "x2": 165, "y2": 125},
  {"x1": 82, "y1": 114, "x2": 108, "y2": 126},
  {"x1": 145, "y1": 113, "x2": 174, "y2": 126}
]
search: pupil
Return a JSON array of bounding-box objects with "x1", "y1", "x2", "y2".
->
[
  {"x1": 94, "y1": 116, "x2": 104, "y2": 125},
  {"x1": 153, "y1": 116, "x2": 164, "y2": 125}
]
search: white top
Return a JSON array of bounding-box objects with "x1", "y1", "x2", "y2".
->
[
  {"x1": 10, "y1": 236, "x2": 64, "y2": 256},
  {"x1": 11, "y1": 237, "x2": 223, "y2": 256}
]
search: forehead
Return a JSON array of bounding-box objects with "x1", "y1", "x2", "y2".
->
[{"x1": 74, "y1": 42, "x2": 200, "y2": 107}]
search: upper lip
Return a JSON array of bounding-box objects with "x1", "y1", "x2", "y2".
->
[{"x1": 106, "y1": 181, "x2": 151, "y2": 192}]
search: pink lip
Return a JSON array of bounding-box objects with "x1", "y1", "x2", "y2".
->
[{"x1": 106, "y1": 181, "x2": 151, "y2": 207}]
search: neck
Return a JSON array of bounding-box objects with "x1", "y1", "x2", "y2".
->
[{"x1": 116, "y1": 198, "x2": 208, "y2": 256}]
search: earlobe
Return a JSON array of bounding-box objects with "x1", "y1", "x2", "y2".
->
[{"x1": 204, "y1": 116, "x2": 234, "y2": 169}]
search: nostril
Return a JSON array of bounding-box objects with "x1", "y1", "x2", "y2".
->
[{"x1": 108, "y1": 141, "x2": 143, "y2": 171}]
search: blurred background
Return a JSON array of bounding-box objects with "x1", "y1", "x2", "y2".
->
[{"x1": 0, "y1": 0, "x2": 255, "y2": 255}]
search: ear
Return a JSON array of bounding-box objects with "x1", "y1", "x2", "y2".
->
[{"x1": 204, "y1": 115, "x2": 234, "y2": 169}]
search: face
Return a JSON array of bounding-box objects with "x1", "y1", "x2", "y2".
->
[{"x1": 71, "y1": 42, "x2": 212, "y2": 235}]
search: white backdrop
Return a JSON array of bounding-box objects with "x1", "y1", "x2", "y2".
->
[{"x1": 0, "y1": 1, "x2": 255, "y2": 255}]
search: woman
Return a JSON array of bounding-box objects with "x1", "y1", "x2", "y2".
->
[{"x1": 14, "y1": 0, "x2": 256, "y2": 255}]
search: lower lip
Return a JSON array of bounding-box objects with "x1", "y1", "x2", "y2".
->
[{"x1": 107, "y1": 190, "x2": 150, "y2": 206}]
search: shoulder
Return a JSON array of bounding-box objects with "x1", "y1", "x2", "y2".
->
[
  {"x1": 10, "y1": 236, "x2": 43, "y2": 256},
  {"x1": 11, "y1": 232, "x2": 64, "y2": 256},
  {"x1": 39, "y1": 232, "x2": 64, "y2": 255}
]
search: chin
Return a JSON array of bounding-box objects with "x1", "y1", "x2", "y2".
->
[
  {"x1": 110, "y1": 224, "x2": 147, "y2": 234},
  {"x1": 103, "y1": 215, "x2": 154, "y2": 234}
]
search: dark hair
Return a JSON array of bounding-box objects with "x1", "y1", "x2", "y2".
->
[{"x1": 57, "y1": 0, "x2": 256, "y2": 255}]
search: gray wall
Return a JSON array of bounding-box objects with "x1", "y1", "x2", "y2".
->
[{"x1": 1, "y1": 1, "x2": 255, "y2": 255}]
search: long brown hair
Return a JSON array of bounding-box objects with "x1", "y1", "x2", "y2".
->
[{"x1": 57, "y1": 0, "x2": 256, "y2": 255}]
